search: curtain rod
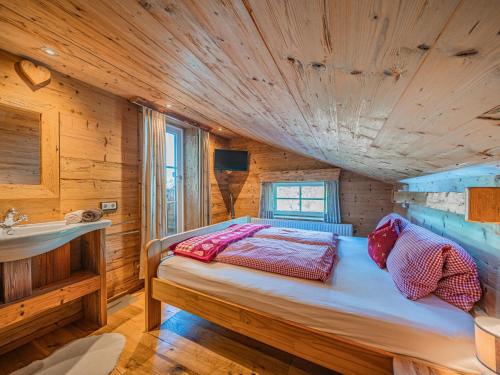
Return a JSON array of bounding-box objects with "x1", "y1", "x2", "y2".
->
[{"x1": 130, "y1": 96, "x2": 212, "y2": 132}]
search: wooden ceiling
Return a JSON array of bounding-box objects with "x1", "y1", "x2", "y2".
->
[{"x1": 0, "y1": 0, "x2": 498, "y2": 181}]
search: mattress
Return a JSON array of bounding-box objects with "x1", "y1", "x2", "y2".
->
[{"x1": 158, "y1": 236, "x2": 484, "y2": 373}]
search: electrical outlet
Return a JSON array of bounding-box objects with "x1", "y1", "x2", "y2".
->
[{"x1": 100, "y1": 201, "x2": 117, "y2": 212}]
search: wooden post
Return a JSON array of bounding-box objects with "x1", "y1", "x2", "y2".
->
[
  {"x1": 1, "y1": 259, "x2": 32, "y2": 303},
  {"x1": 144, "y1": 239, "x2": 162, "y2": 331},
  {"x1": 81, "y1": 229, "x2": 107, "y2": 326}
]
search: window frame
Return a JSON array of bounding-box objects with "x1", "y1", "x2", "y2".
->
[
  {"x1": 272, "y1": 181, "x2": 325, "y2": 219},
  {"x1": 166, "y1": 125, "x2": 184, "y2": 234}
]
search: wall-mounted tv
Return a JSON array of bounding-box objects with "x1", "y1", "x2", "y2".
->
[{"x1": 214, "y1": 149, "x2": 248, "y2": 171}]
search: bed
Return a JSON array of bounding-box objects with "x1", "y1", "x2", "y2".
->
[{"x1": 143, "y1": 217, "x2": 486, "y2": 375}]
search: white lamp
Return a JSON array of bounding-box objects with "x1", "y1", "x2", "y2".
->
[{"x1": 475, "y1": 316, "x2": 500, "y2": 372}]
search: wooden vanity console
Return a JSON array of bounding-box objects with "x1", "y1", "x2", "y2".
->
[{"x1": 0, "y1": 228, "x2": 107, "y2": 354}]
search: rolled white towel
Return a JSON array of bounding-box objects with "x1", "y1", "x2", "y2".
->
[
  {"x1": 82, "y1": 209, "x2": 103, "y2": 222},
  {"x1": 65, "y1": 209, "x2": 103, "y2": 224},
  {"x1": 65, "y1": 210, "x2": 84, "y2": 224}
]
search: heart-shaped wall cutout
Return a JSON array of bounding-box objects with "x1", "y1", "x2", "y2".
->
[{"x1": 16, "y1": 60, "x2": 51, "y2": 89}]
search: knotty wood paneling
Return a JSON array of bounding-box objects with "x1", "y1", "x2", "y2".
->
[
  {"x1": 1, "y1": 259, "x2": 31, "y2": 303},
  {"x1": 340, "y1": 171, "x2": 395, "y2": 237},
  {"x1": 0, "y1": 50, "x2": 141, "y2": 301},
  {"x1": 259, "y1": 169, "x2": 340, "y2": 183},
  {"x1": 210, "y1": 137, "x2": 393, "y2": 236},
  {"x1": 31, "y1": 244, "x2": 71, "y2": 289},
  {"x1": 183, "y1": 127, "x2": 213, "y2": 231},
  {"x1": 210, "y1": 135, "x2": 232, "y2": 224},
  {"x1": 0, "y1": 1, "x2": 497, "y2": 181},
  {"x1": 0, "y1": 103, "x2": 40, "y2": 185}
]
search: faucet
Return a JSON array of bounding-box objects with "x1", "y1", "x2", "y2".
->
[{"x1": 1, "y1": 208, "x2": 28, "y2": 229}]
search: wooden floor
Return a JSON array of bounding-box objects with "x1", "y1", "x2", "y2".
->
[{"x1": 0, "y1": 290, "x2": 338, "y2": 375}]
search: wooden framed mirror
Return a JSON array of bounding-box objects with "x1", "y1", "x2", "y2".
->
[{"x1": 0, "y1": 103, "x2": 59, "y2": 199}]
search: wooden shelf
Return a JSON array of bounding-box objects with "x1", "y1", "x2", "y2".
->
[
  {"x1": 0, "y1": 271, "x2": 100, "y2": 327},
  {"x1": 0, "y1": 299, "x2": 83, "y2": 356}
]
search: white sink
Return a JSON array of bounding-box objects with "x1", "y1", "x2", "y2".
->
[
  {"x1": 0, "y1": 222, "x2": 68, "y2": 239},
  {"x1": 0, "y1": 220, "x2": 112, "y2": 262}
]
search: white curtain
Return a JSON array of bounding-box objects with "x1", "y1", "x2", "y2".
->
[
  {"x1": 259, "y1": 182, "x2": 274, "y2": 219},
  {"x1": 199, "y1": 129, "x2": 211, "y2": 227},
  {"x1": 140, "y1": 107, "x2": 168, "y2": 278},
  {"x1": 324, "y1": 180, "x2": 341, "y2": 223}
]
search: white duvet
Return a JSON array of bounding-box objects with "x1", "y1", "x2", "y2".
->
[{"x1": 158, "y1": 236, "x2": 484, "y2": 373}]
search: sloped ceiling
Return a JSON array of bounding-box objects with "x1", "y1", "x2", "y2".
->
[{"x1": 0, "y1": 0, "x2": 498, "y2": 181}]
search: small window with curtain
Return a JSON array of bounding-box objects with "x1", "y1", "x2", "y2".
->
[{"x1": 272, "y1": 181, "x2": 325, "y2": 219}]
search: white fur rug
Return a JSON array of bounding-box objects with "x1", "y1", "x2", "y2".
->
[{"x1": 12, "y1": 333, "x2": 125, "y2": 375}]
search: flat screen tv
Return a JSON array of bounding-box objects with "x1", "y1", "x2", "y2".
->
[{"x1": 214, "y1": 149, "x2": 248, "y2": 171}]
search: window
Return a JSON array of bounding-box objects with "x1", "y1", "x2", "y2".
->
[
  {"x1": 272, "y1": 181, "x2": 325, "y2": 219},
  {"x1": 166, "y1": 125, "x2": 183, "y2": 235}
]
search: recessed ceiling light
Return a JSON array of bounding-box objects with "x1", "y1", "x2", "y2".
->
[
  {"x1": 218, "y1": 127, "x2": 223, "y2": 131},
  {"x1": 166, "y1": 104, "x2": 172, "y2": 108},
  {"x1": 41, "y1": 47, "x2": 57, "y2": 56}
]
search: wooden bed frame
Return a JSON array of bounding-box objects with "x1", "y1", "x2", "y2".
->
[{"x1": 143, "y1": 217, "x2": 469, "y2": 375}]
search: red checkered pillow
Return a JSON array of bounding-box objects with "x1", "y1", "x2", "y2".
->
[
  {"x1": 386, "y1": 224, "x2": 481, "y2": 311},
  {"x1": 434, "y1": 245, "x2": 482, "y2": 311},
  {"x1": 376, "y1": 213, "x2": 410, "y2": 231},
  {"x1": 368, "y1": 221, "x2": 399, "y2": 268}
]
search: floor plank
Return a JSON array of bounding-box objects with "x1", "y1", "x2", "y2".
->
[{"x1": 0, "y1": 290, "x2": 338, "y2": 375}]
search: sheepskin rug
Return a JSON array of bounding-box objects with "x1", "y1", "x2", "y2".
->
[{"x1": 12, "y1": 333, "x2": 125, "y2": 375}]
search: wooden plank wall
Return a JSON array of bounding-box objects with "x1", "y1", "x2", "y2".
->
[
  {"x1": 210, "y1": 137, "x2": 394, "y2": 236},
  {"x1": 183, "y1": 127, "x2": 200, "y2": 231},
  {"x1": 340, "y1": 171, "x2": 395, "y2": 236},
  {"x1": 397, "y1": 173, "x2": 500, "y2": 316},
  {"x1": 210, "y1": 135, "x2": 231, "y2": 224},
  {"x1": 0, "y1": 50, "x2": 142, "y2": 300},
  {"x1": 0, "y1": 104, "x2": 40, "y2": 185}
]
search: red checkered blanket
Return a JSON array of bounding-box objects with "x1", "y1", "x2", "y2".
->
[
  {"x1": 216, "y1": 235, "x2": 339, "y2": 282},
  {"x1": 173, "y1": 223, "x2": 270, "y2": 262},
  {"x1": 253, "y1": 227, "x2": 336, "y2": 246}
]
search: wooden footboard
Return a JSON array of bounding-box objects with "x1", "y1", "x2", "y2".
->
[
  {"x1": 151, "y1": 277, "x2": 392, "y2": 375},
  {"x1": 144, "y1": 238, "x2": 162, "y2": 331},
  {"x1": 143, "y1": 217, "x2": 251, "y2": 331}
]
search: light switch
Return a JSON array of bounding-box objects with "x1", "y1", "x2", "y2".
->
[{"x1": 100, "y1": 201, "x2": 117, "y2": 212}]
